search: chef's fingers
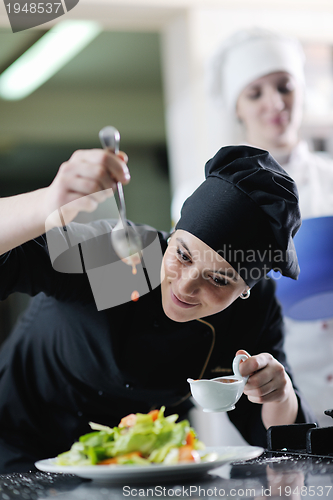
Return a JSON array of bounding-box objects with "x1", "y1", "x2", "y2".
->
[
  {"x1": 117, "y1": 151, "x2": 128, "y2": 164},
  {"x1": 50, "y1": 147, "x2": 128, "y2": 203},
  {"x1": 45, "y1": 148, "x2": 130, "y2": 227},
  {"x1": 236, "y1": 349, "x2": 251, "y2": 357},
  {"x1": 74, "y1": 161, "x2": 119, "y2": 188},
  {"x1": 67, "y1": 149, "x2": 130, "y2": 186},
  {"x1": 237, "y1": 352, "x2": 272, "y2": 378},
  {"x1": 245, "y1": 379, "x2": 289, "y2": 404},
  {"x1": 66, "y1": 165, "x2": 119, "y2": 196},
  {"x1": 49, "y1": 166, "x2": 114, "y2": 214},
  {"x1": 243, "y1": 358, "x2": 289, "y2": 403}
]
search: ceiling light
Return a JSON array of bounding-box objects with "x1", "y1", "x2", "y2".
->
[{"x1": 0, "y1": 20, "x2": 102, "y2": 100}]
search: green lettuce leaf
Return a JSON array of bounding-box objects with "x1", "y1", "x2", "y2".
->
[{"x1": 56, "y1": 406, "x2": 204, "y2": 466}]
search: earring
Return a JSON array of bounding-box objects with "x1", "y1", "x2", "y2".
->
[
  {"x1": 167, "y1": 236, "x2": 171, "y2": 245},
  {"x1": 240, "y1": 289, "x2": 251, "y2": 300}
]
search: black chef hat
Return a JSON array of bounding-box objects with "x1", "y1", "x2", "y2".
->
[{"x1": 175, "y1": 145, "x2": 301, "y2": 287}]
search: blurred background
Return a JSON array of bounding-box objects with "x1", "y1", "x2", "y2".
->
[{"x1": 1, "y1": 0, "x2": 333, "y2": 338}]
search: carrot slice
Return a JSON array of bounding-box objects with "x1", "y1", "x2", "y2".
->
[
  {"x1": 186, "y1": 430, "x2": 195, "y2": 447},
  {"x1": 148, "y1": 409, "x2": 159, "y2": 421},
  {"x1": 178, "y1": 445, "x2": 200, "y2": 463},
  {"x1": 98, "y1": 457, "x2": 118, "y2": 465},
  {"x1": 98, "y1": 451, "x2": 142, "y2": 465}
]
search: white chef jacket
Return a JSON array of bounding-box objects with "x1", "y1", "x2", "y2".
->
[
  {"x1": 277, "y1": 141, "x2": 333, "y2": 427},
  {"x1": 281, "y1": 141, "x2": 333, "y2": 219}
]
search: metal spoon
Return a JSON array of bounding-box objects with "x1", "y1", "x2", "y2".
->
[{"x1": 99, "y1": 126, "x2": 142, "y2": 266}]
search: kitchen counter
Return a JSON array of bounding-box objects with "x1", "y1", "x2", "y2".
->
[{"x1": 1, "y1": 452, "x2": 333, "y2": 500}]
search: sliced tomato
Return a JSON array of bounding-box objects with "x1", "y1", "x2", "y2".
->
[
  {"x1": 178, "y1": 445, "x2": 200, "y2": 463},
  {"x1": 119, "y1": 413, "x2": 137, "y2": 428}
]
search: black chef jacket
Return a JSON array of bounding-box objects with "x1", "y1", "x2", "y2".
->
[{"x1": 0, "y1": 220, "x2": 315, "y2": 473}]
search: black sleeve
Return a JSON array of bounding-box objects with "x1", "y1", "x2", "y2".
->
[
  {"x1": 227, "y1": 278, "x2": 316, "y2": 448},
  {"x1": 0, "y1": 219, "x2": 167, "y2": 304},
  {"x1": 0, "y1": 234, "x2": 55, "y2": 300},
  {"x1": 0, "y1": 230, "x2": 92, "y2": 303}
]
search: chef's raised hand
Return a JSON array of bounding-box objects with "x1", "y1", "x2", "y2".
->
[
  {"x1": 46, "y1": 148, "x2": 130, "y2": 225},
  {"x1": 236, "y1": 349, "x2": 291, "y2": 404},
  {"x1": 0, "y1": 149, "x2": 129, "y2": 256},
  {"x1": 236, "y1": 349, "x2": 299, "y2": 428}
]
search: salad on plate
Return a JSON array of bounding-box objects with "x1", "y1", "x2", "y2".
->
[{"x1": 56, "y1": 407, "x2": 211, "y2": 467}]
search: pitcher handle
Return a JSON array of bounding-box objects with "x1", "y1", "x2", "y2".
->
[{"x1": 232, "y1": 354, "x2": 250, "y2": 382}]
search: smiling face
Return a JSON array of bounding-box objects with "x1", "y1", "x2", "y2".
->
[
  {"x1": 236, "y1": 71, "x2": 303, "y2": 152},
  {"x1": 160, "y1": 230, "x2": 249, "y2": 322}
]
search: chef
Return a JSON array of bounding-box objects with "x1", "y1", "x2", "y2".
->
[
  {"x1": 173, "y1": 28, "x2": 333, "y2": 429},
  {"x1": 210, "y1": 28, "x2": 333, "y2": 427},
  {"x1": 0, "y1": 144, "x2": 315, "y2": 472}
]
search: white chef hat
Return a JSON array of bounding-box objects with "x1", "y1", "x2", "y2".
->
[{"x1": 210, "y1": 28, "x2": 306, "y2": 112}]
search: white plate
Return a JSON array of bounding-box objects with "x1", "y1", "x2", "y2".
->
[{"x1": 35, "y1": 446, "x2": 264, "y2": 483}]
